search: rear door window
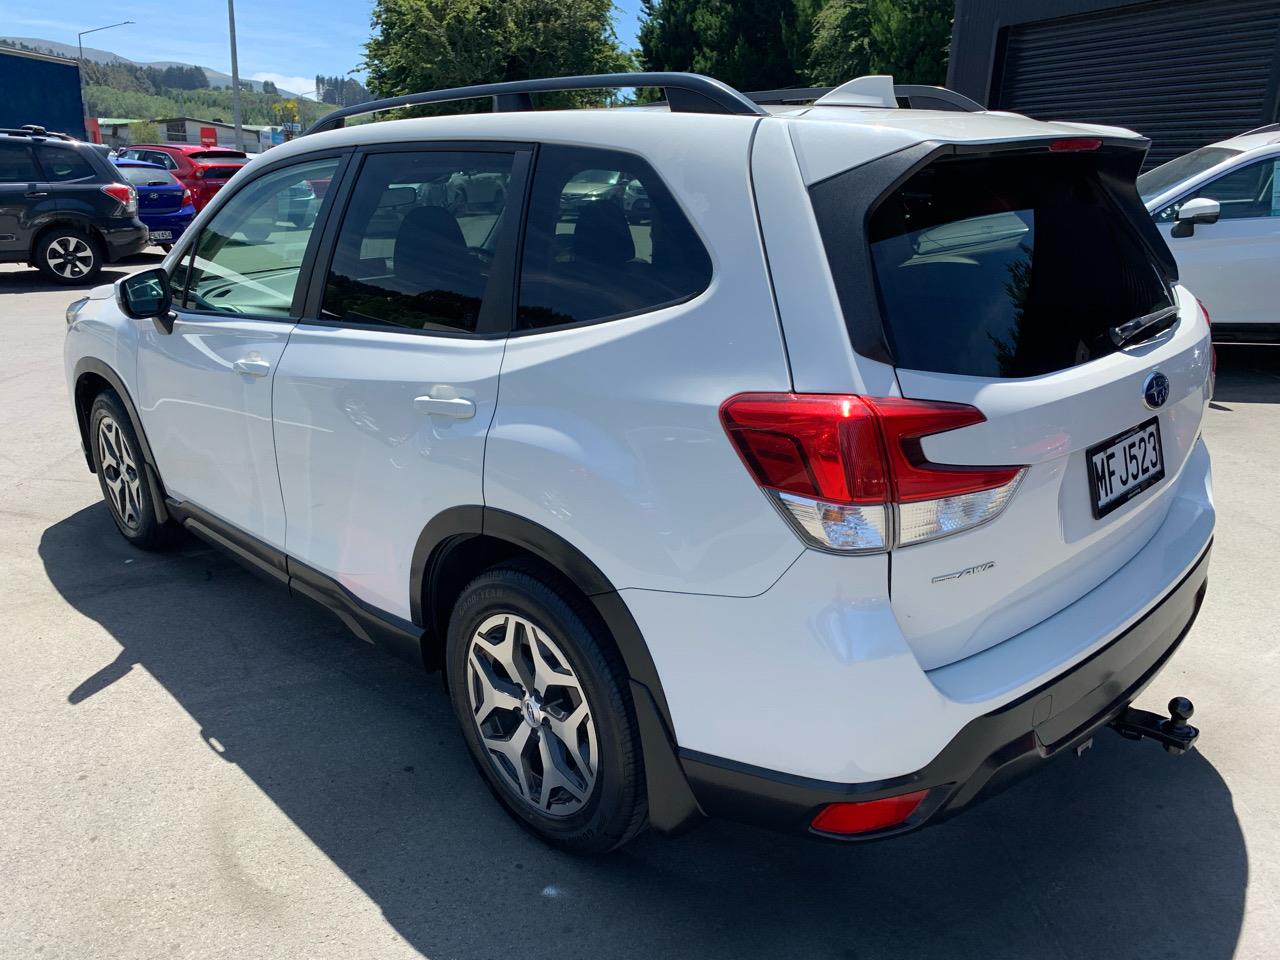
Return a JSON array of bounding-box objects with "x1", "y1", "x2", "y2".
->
[
  {"x1": 320, "y1": 150, "x2": 514, "y2": 333},
  {"x1": 516, "y1": 145, "x2": 712, "y2": 330},
  {"x1": 848, "y1": 153, "x2": 1173, "y2": 378}
]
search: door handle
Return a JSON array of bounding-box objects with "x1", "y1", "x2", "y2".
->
[
  {"x1": 232, "y1": 357, "x2": 271, "y2": 377},
  {"x1": 25, "y1": 191, "x2": 48, "y2": 198},
  {"x1": 414, "y1": 395, "x2": 476, "y2": 419}
]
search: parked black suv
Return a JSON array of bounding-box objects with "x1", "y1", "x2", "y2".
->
[{"x1": 0, "y1": 127, "x2": 148, "y2": 283}]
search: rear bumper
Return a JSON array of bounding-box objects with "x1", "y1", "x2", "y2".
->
[
  {"x1": 101, "y1": 219, "x2": 149, "y2": 262},
  {"x1": 139, "y1": 209, "x2": 193, "y2": 242},
  {"x1": 680, "y1": 540, "x2": 1211, "y2": 839}
]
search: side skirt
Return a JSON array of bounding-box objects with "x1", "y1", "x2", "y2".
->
[{"x1": 165, "y1": 498, "x2": 427, "y2": 667}]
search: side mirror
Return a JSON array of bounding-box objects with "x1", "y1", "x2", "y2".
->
[
  {"x1": 1171, "y1": 197, "x2": 1221, "y2": 237},
  {"x1": 117, "y1": 267, "x2": 172, "y2": 320}
]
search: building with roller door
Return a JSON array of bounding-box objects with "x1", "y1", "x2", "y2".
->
[{"x1": 948, "y1": 0, "x2": 1280, "y2": 168}]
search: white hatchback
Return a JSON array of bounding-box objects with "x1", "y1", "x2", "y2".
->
[
  {"x1": 1139, "y1": 124, "x2": 1280, "y2": 342},
  {"x1": 64, "y1": 73, "x2": 1215, "y2": 852}
]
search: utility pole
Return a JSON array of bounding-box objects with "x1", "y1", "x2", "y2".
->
[
  {"x1": 227, "y1": 0, "x2": 244, "y2": 151},
  {"x1": 76, "y1": 21, "x2": 134, "y2": 141}
]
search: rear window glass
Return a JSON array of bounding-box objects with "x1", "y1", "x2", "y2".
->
[
  {"x1": 119, "y1": 165, "x2": 178, "y2": 187},
  {"x1": 859, "y1": 154, "x2": 1173, "y2": 379},
  {"x1": 517, "y1": 145, "x2": 712, "y2": 330},
  {"x1": 201, "y1": 165, "x2": 245, "y2": 180},
  {"x1": 191, "y1": 151, "x2": 247, "y2": 161}
]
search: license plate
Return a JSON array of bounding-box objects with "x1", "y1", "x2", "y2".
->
[
  {"x1": 1087, "y1": 417, "x2": 1164, "y2": 518},
  {"x1": 149, "y1": 231, "x2": 172, "y2": 241}
]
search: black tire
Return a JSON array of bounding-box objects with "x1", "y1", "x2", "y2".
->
[
  {"x1": 35, "y1": 227, "x2": 103, "y2": 284},
  {"x1": 87, "y1": 389, "x2": 175, "y2": 550},
  {"x1": 447, "y1": 564, "x2": 647, "y2": 853},
  {"x1": 159, "y1": 244, "x2": 173, "y2": 253}
]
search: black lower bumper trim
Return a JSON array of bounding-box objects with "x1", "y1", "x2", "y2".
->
[{"x1": 681, "y1": 540, "x2": 1212, "y2": 840}]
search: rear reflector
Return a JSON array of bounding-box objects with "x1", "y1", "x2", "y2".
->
[
  {"x1": 1048, "y1": 137, "x2": 1103, "y2": 152},
  {"x1": 811, "y1": 790, "x2": 929, "y2": 835},
  {"x1": 720, "y1": 393, "x2": 1025, "y2": 551}
]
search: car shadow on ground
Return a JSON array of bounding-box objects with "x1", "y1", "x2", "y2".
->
[
  {"x1": 1212, "y1": 345, "x2": 1280, "y2": 404},
  {"x1": 38, "y1": 504, "x2": 1246, "y2": 960},
  {"x1": 0, "y1": 252, "x2": 164, "y2": 296}
]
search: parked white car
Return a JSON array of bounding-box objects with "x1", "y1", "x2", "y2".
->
[
  {"x1": 64, "y1": 73, "x2": 1215, "y2": 853},
  {"x1": 1139, "y1": 124, "x2": 1280, "y2": 342}
]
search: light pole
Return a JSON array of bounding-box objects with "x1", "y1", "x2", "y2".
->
[
  {"x1": 226, "y1": 0, "x2": 244, "y2": 152},
  {"x1": 77, "y1": 20, "x2": 134, "y2": 140}
]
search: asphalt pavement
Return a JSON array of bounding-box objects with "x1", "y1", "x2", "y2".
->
[{"x1": 1, "y1": 258, "x2": 1278, "y2": 959}]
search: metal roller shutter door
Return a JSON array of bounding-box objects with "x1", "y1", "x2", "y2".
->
[{"x1": 994, "y1": 0, "x2": 1280, "y2": 167}]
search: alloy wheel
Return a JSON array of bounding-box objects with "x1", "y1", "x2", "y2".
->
[
  {"x1": 97, "y1": 415, "x2": 144, "y2": 530},
  {"x1": 466, "y1": 613, "x2": 599, "y2": 817},
  {"x1": 45, "y1": 236, "x2": 96, "y2": 279}
]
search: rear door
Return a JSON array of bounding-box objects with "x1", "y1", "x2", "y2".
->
[
  {"x1": 135, "y1": 153, "x2": 346, "y2": 549},
  {"x1": 271, "y1": 144, "x2": 529, "y2": 620},
  {"x1": 815, "y1": 145, "x2": 1211, "y2": 670},
  {"x1": 1154, "y1": 154, "x2": 1280, "y2": 328}
]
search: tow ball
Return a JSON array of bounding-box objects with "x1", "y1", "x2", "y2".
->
[{"x1": 1109, "y1": 696, "x2": 1199, "y2": 756}]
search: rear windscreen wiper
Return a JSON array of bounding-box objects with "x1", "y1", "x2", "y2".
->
[{"x1": 1110, "y1": 305, "x2": 1179, "y2": 348}]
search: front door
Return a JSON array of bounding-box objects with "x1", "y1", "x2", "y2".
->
[
  {"x1": 135, "y1": 154, "x2": 345, "y2": 548},
  {"x1": 272, "y1": 146, "x2": 527, "y2": 619},
  {"x1": 1157, "y1": 155, "x2": 1280, "y2": 328}
]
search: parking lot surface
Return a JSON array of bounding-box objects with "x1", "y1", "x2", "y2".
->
[{"x1": 2, "y1": 258, "x2": 1278, "y2": 960}]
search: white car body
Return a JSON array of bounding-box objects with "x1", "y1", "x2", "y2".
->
[
  {"x1": 63, "y1": 76, "x2": 1215, "y2": 845},
  {"x1": 1140, "y1": 125, "x2": 1280, "y2": 341}
]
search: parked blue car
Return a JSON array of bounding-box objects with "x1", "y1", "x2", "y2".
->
[{"x1": 111, "y1": 158, "x2": 195, "y2": 251}]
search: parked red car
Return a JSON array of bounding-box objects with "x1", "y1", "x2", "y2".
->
[{"x1": 117, "y1": 144, "x2": 250, "y2": 211}]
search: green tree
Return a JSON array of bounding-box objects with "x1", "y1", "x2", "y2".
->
[
  {"x1": 128, "y1": 120, "x2": 161, "y2": 145},
  {"x1": 638, "y1": 0, "x2": 806, "y2": 91},
  {"x1": 806, "y1": 0, "x2": 872, "y2": 85},
  {"x1": 866, "y1": 0, "x2": 951, "y2": 85},
  {"x1": 363, "y1": 0, "x2": 632, "y2": 109}
]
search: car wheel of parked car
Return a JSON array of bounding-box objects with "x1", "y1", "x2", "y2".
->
[
  {"x1": 88, "y1": 390, "x2": 173, "y2": 549},
  {"x1": 36, "y1": 229, "x2": 102, "y2": 284},
  {"x1": 447, "y1": 564, "x2": 648, "y2": 853},
  {"x1": 159, "y1": 244, "x2": 173, "y2": 253}
]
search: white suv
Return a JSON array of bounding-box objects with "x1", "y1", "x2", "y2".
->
[{"x1": 63, "y1": 73, "x2": 1216, "y2": 853}]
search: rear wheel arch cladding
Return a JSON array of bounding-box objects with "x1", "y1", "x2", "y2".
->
[{"x1": 412, "y1": 506, "x2": 705, "y2": 834}]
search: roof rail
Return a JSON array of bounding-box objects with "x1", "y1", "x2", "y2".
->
[
  {"x1": 1241, "y1": 122, "x2": 1280, "y2": 136},
  {"x1": 304, "y1": 72, "x2": 765, "y2": 136},
  {"x1": 747, "y1": 81, "x2": 984, "y2": 113},
  {"x1": 0, "y1": 125, "x2": 74, "y2": 140}
]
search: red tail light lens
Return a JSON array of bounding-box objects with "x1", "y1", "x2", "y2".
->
[
  {"x1": 1048, "y1": 137, "x2": 1102, "y2": 152},
  {"x1": 720, "y1": 394, "x2": 1026, "y2": 551},
  {"x1": 101, "y1": 182, "x2": 137, "y2": 214},
  {"x1": 181, "y1": 187, "x2": 193, "y2": 207},
  {"x1": 811, "y1": 790, "x2": 929, "y2": 835},
  {"x1": 1197, "y1": 298, "x2": 1216, "y2": 394}
]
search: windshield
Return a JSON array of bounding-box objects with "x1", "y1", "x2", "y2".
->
[
  {"x1": 1137, "y1": 146, "x2": 1241, "y2": 203},
  {"x1": 118, "y1": 166, "x2": 177, "y2": 187},
  {"x1": 860, "y1": 153, "x2": 1173, "y2": 379}
]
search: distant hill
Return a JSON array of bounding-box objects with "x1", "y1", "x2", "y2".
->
[{"x1": 0, "y1": 36, "x2": 297, "y2": 96}]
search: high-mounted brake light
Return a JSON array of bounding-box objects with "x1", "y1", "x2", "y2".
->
[
  {"x1": 811, "y1": 790, "x2": 930, "y2": 835},
  {"x1": 101, "y1": 182, "x2": 137, "y2": 215},
  {"x1": 720, "y1": 394, "x2": 1026, "y2": 552},
  {"x1": 1048, "y1": 137, "x2": 1103, "y2": 152}
]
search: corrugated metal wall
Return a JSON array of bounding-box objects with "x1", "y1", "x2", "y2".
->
[{"x1": 992, "y1": 0, "x2": 1280, "y2": 167}]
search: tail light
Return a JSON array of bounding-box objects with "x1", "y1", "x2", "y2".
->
[
  {"x1": 811, "y1": 790, "x2": 930, "y2": 835},
  {"x1": 181, "y1": 187, "x2": 193, "y2": 208},
  {"x1": 101, "y1": 182, "x2": 137, "y2": 215},
  {"x1": 720, "y1": 394, "x2": 1026, "y2": 552},
  {"x1": 1197, "y1": 298, "x2": 1216, "y2": 396}
]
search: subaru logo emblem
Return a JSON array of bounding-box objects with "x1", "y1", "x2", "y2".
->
[{"x1": 1143, "y1": 371, "x2": 1170, "y2": 409}]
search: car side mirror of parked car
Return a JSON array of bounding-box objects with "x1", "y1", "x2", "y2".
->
[
  {"x1": 1171, "y1": 197, "x2": 1221, "y2": 237},
  {"x1": 117, "y1": 268, "x2": 173, "y2": 325}
]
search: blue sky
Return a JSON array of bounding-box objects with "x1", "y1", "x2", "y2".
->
[{"x1": 1, "y1": 0, "x2": 649, "y2": 97}]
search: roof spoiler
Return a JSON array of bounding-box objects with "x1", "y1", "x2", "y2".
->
[{"x1": 747, "y1": 77, "x2": 985, "y2": 113}]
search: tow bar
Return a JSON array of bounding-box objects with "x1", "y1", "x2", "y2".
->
[{"x1": 1109, "y1": 696, "x2": 1199, "y2": 756}]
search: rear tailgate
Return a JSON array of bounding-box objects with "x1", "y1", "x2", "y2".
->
[
  {"x1": 806, "y1": 137, "x2": 1212, "y2": 671},
  {"x1": 893, "y1": 288, "x2": 1210, "y2": 669}
]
